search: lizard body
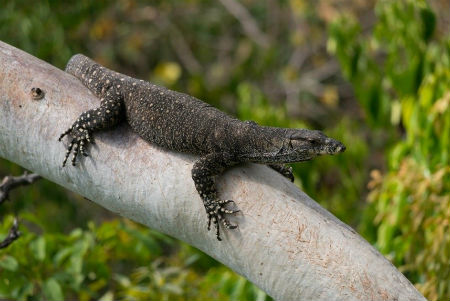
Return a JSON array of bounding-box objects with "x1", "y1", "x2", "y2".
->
[{"x1": 60, "y1": 54, "x2": 345, "y2": 240}]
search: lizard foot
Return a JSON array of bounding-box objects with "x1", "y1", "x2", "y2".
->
[
  {"x1": 269, "y1": 164, "x2": 294, "y2": 182},
  {"x1": 205, "y1": 199, "x2": 239, "y2": 241},
  {"x1": 59, "y1": 124, "x2": 93, "y2": 167}
]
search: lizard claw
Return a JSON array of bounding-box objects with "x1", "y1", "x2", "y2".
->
[
  {"x1": 58, "y1": 127, "x2": 73, "y2": 141},
  {"x1": 59, "y1": 125, "x2": 93, "y2": 167},
  {"x1": 282, "y1": 166, "x2": 294, "y2": 182},
  {"x1": 205, "y1": 199, "x2": 239, "y2": 241},
  {"x1": 269, "y1": 164, "x2": 295, "y2": 182}
]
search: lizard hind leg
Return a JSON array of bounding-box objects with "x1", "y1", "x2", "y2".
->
[{"x1": 192, "y1": 153, "x2": 240, "y2": 241}]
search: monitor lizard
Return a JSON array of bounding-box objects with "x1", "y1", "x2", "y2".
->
[{"x1": 59, "y1": 54, "x2": 346, "y2": 240}]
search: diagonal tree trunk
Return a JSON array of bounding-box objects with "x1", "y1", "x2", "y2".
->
[{"x1": 0, "y1": 40, "x2": 425, "y2": 301}]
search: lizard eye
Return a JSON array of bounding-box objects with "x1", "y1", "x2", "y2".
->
[{"x1": 305, "y1": 137, "x2": 321, "y2": 144}]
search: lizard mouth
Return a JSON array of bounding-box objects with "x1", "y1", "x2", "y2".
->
[
  {"x1": 326, "y1": 139, "x2": 346, "y2": 154},
  {"x1": 336, "y1": 144, "x2": 346, "y2": 153}
]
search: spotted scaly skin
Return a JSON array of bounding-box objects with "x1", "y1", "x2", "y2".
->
[{"x1": 60, "y1": 54, "x2": 346, "y2": 241}]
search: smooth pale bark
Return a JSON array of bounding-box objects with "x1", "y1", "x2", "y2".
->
[{"x1": 0, "y1": 41, "x2": 425, "y2": 301}]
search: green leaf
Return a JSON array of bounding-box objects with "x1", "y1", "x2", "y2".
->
[
  {"x1": 420, "y1": 7, "x2": 436, "y2": 42},
  {"x1": 43, "y1": 278, "x2": 64, "y2": 301},
  {"x1": 121, "y1": 226, "x2": 162, "y2": 254},
  {"x1": 30, "y1": 236, "x2": 46, "y2": 261},
  {"x1": 114, "y1": 274, "x2": 131, "y2": 287},
  {"x1": 53, "y1": 246, "x2": 72, "y2": 266},
  {"x1": 0, "y1": 255, "x2": 18, "y2": 271},
  {"x1": 17, "y1": 282, "x2": 34, "y2": 300},
  {"x1": 230, "y1": 277, "x2": 246, "y2": 300},
  {"x1": 69, "y1": 228, "x2": 83, "y2": 239},
  {"x1": 99, "y1": 291, "x2": 114, "y2": 301},
  {"x1": 254, "y1": 288, "x2": 267, "y2": 301}
]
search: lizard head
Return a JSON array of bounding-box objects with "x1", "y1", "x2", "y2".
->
[
  {"x1": 278, "y1": 129, "x2": 345, "y2": 162},
  {"x1": 289, "y1": 129, "x2": 345, "y2": 157},
  {"x1": 245, "y1": 127, "x2": 346, "y2": 163},
  {"x1": 237, "y1": 124, "x2": 345, "y2": 163}
]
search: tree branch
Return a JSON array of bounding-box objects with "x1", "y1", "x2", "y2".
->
[
  {"x1": 218, "y1": 0, "x2": 270, "y2": 48},
  {"x1": 0, "y1": 172, "x2": 40, "y2": 248},
  {"x1": 0, "y1": 172, "x2": 41, "y2": 204},
  {"x1": 0, "y1": 40, "x2": 425, "y2": 301},
  {"x1": 0, "y1": 218, "x2": 20, "y2": 249}
]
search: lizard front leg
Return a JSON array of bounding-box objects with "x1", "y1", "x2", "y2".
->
[
  {"x1": 268, "y1": 164, "x2": 294, "y2": 182},
  {"x1": 59, "y1": 89, "x2": 125, "y2": 166},
  {"x1": 192, "y1": 152, "x2": 240, "y2": 241}
]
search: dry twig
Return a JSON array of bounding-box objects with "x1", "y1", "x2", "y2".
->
[
  {"x1": 0, "y1": 172, "x2": 41, "y2": 204},
  {"x1": 0, "y1": 172, "x2": 41, "y2": 249},
  {"x1": 0, "y1": 218, "x2": 20, "y2": 249},
  {"x1": 218, "y1": 0, "x2": 269, "y2": 47}
]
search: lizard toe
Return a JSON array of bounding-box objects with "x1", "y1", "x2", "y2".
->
[
  {"x1": 60, "y1": 126, "x2": 93, "y2": 167},
  {"x1": 58, "y1": 126, "x2": 73, "y2": 141}
]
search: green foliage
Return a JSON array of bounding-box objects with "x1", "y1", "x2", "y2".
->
[
  {"x1": 0, "y1": 0, "x2": 109, "y2": 67},
  {"x1": 0, "y1": 216, "x2": 268, "y2": 300},
  {"x1": 368, "y1": 159, "x2": 450, "y2": 300},
  {"x1": 329, "y1": 1, "x2": 449, "y2": 299},
  {"x1": 328, "y1": 0, "x2": 436, "y2": 127}
]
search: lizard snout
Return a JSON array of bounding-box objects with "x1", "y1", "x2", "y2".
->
[{"x1": 324, "y1": 138, "x2": 346, "y2": 154}]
